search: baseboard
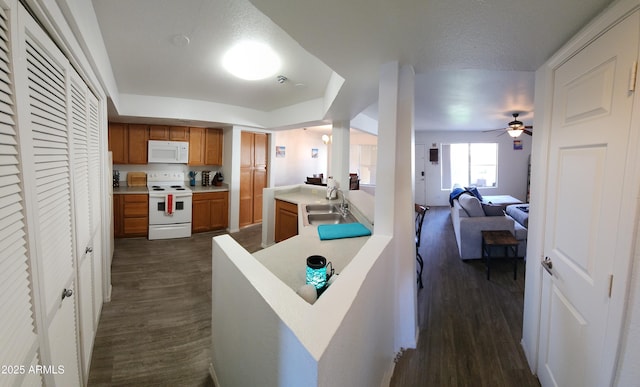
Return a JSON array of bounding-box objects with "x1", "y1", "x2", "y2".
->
[
  {"x1": 105, "y1": 284, "x2": 113, "y2": 302},
  {"x1": 209, "y1": 363, "x2": 220, "y2": 387}
]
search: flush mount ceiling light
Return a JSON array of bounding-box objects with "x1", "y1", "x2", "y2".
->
[{"x1": 222, "y1": 41, "x2": 281, "y2": 81}]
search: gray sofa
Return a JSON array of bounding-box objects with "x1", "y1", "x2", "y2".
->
[{"x1": 450, "y1": 194, "x2": 528, "y2": 260}]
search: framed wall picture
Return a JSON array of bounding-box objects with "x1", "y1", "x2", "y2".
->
[
  {"x1": 311, "y1": 148, "x2": 318, "y2": 158},
  {"x1": 276, "y1": 145, "x2": 285, "y2": 157},
  {"x1": 513, "y1": 140, "x2": 523, "y2": 150}
]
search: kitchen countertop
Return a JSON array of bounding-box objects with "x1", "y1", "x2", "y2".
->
[
  {"x1": 253, "y1": 233, "x2": 368, "y2": 291},
  {"x1": 112, "y1": 183, "x2": 229, "y2": 194},
  {"x1": 274, "y1": 188, "x2": 374, "y2": 228},
  {"x1": 255, "y1": 185, "x2": 374, "y2": 292},
  {"x1": 190, "y1": 183, "x2": 229, "y2": 192},
  {"x1": 113, "y1": 185, "x2": 148, "y2": 194}
]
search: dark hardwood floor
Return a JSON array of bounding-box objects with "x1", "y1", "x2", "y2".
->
[
  {"x1": 87, "y1": 225, "x2": 262, "y2": 387},
  {"x1": 88, "y1": 209, "x2": 539, "y2": 386},
  {"x1": 390, "y1": 206, "x2": 540, "y2": 387}
]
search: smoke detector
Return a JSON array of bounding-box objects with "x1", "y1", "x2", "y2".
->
[{"x1": 277, "y1": 75, "x2": 288, "y2": 84}]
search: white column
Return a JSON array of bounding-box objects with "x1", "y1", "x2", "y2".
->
[
  {"x1": 226, "y1": 126, "x2": 242, "y2": 232},
  {"x1": 374, "y1": 62, "x2": 417, "y2": 350},
  {"x1": 330, "y1": 120, "x2": 350, "y2": 190}
]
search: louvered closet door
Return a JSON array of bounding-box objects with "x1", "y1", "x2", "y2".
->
[
  {"x1": 0, "y1": 3, "x2": 42, "y2": 386},
  {"x1": 87, "y1": 92, "x2": 103, "y2": 325},
  {"x1": 70, "y1": 70, "x2": 90, "y2": 258},
  {"x1": 16, "y1": 4, "x2": 80, "y2": 386},
  {"x1": 70, "y1": 68, "x2": 95, "y2": 380}
]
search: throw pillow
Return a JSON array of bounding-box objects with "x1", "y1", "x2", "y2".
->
[
  {"x1": 458, "y1": 195, "x2": 485, "y2": 217},
  {"x1": 482, "y1": 203, "x2": 504, "y2": 216},
  {"x1": 465, "y1": 186, "x2": 483, "y2": 201}
]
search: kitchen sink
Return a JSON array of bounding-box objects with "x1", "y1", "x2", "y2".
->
[
  {"x1": 307, "y1": 212, "x2": 357, "y2": 225},
  {"x1": 305, "y1": 204, "x2": 341, "y2": 214}
]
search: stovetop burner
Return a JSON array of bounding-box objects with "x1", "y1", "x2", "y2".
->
[{"x1": 146, "y1": 171, "x2": 192, "y2": 194}]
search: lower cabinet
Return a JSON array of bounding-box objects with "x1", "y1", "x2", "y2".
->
[
  {"x1": 275, "y1": 199, "x2": 298, "y2": 242},
  {"x1": 113, "y1": 194, "x2": 148, "y2": 238},
  {"x1": 192, "y1": 191, "x2": 229, "y2": 232}
]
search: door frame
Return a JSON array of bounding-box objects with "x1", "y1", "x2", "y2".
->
[
  {"x1": 414, "y1": 143, "x2": 427, "y2": 206},
  {"x1": 523, "y1": 0, "x2": 640, "y2": 380}
]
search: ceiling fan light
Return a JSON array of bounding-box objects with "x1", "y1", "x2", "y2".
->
[{"x1": 508, "y1": 129, "x2": 523, "y2": 138}]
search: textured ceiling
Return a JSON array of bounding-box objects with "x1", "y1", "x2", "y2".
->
[
  {"x1": 92, "y1": 0, "x2": 614, "y2": 131},
  {"x1": 92, "y1": 0, "x2": 333, "y2": 112}
]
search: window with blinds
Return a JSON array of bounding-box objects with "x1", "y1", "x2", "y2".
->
[{"x1": 0, "y1": 3, "x2": 41, "y2": 385}]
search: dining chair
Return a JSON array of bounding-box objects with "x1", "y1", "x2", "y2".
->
[{"x1": 415, "y1": 204, "x2": 427, "y2": 289}]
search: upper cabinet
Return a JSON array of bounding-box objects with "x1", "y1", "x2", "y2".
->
[
  {"x1": 205, "y1": 128, "x2": 223, "y2": 165},
  {"x1": 189, "y1": 127, "x2": 223, "y2": 166},
  {"x1": 126, "y1": 124, "x2": 149, "y2": 164},
  {"x1": 109, "y1": 123, "x2": 221, "y2": 165},
  {"x1": 108, "y1": 123, "x2": 148, "y2": 164},
  {"x1": 188, "y1": 127, "x2": 205, "y2": 165},
  {"x1": 108, "y1": 123, "x2": 128, "y2": 164},
  {"x1": 149, "y1": 125, "x2": 189, "y2": 141}
]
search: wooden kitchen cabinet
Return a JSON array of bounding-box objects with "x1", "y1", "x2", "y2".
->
[
  {"x1": 239, "y1": 131, "x2": 268, "y2": 227},
  {"x1": 188, "y1": 127, "x2": 205, "y2": 165},
  {"x1": 113, "y1": 194, "x2": 124, "y2": 237},
  {"x1": 204, "y1": 128, "x2": 223, "y2": 165},
  {"x1": 274, "y1": 199, "x2": 298, "y2": 242},
  {"x1": 192, "y1": 191, "x2": 229, "y2": 232},
  {"x1": 113, "y1": 194, "x2": 148, "y2": 238},
  {"x1": 148, "y1": 125, "x2": 169, "y2": 140},
  {"x1": 188, "y1": 127, "x2": 223, "y2": 166},
  {"x1": 127, "y1": 124, "x2": 148, "y2": 164},
  {"x1": 108, "y1": 123, "x2": 128, "y2": 164},
  {"x1": 149, "y1": 125, "x2": 189, "y2": 141},
  {"x1": 169, "y1": 126, "x2": 189, "y2": 141}
]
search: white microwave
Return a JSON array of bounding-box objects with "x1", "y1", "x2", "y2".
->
[{"x1": 148, "y1": 140, "x2": 189, "y2": 164}]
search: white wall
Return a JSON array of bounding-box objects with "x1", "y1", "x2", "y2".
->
[
  {"x1": 211, "y1": 234, "x2": 395, "y2": 386},
  {"x1": 272, "y1": 129, "x2": 329, "y2": 186},
  {"x1": 415, "y1": 130, "x2": 532, "y2": 206},
  {"x1": 211, "y1": 236, "x2": 317, "y2": 386}
]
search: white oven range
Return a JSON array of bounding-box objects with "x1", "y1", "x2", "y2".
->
[{"x1": 147, "y1": 171, "x2": 192, "y2": 240}]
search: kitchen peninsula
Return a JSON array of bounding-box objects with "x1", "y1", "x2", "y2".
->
[
  {"x1": 210, "y1": 184, "x2": 396, "y2": 386},
  {"x1": 255, "y1": 185, "x2": 375, "y2": 291}
]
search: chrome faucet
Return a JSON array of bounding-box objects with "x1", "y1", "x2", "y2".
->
[{"x1": 336, "y1": 189, "x2": 348, "y2": 217}]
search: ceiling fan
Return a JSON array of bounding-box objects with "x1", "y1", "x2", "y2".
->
[{"x1": 484, "y1": 113, "x2": 533, "y2": 137}]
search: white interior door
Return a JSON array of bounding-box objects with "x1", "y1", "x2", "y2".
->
[
  {"x1": 414, "y1": 144, "x2": 426, "y2": 206},
  {"x1": 537, "y1": 11, "x2": 639, "y2": 387}
]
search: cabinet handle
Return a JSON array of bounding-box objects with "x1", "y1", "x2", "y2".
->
[{"x1": 85, "y1": 246, "x2": 93, "y2": 254}]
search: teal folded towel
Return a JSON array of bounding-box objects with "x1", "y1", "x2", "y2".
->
[{"x1": 317, "y1": 222, "x2": 371, "y2": 240}]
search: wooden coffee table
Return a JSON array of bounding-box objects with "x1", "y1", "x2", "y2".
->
[{"x1": 481, "y1": 230, "x2": 520, "y2": 280}]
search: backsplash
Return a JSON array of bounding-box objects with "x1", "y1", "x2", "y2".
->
[{"x1": 113, "y1": 164, "x2": 222, "y2": 186}]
